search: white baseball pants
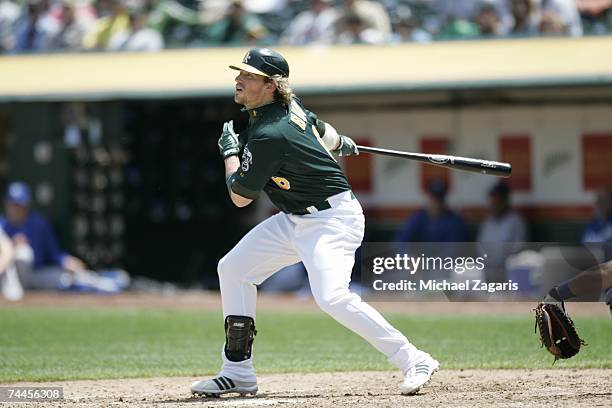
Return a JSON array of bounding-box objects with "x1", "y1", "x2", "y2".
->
[{"x1": 217, "y1": 191, "x2": 422, "y2": 382}]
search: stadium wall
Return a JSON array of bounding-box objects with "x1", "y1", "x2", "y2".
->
[{"x1": 317, "y1": 104, "x2": 612, "y2": 215}]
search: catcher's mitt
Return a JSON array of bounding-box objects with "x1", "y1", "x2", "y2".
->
[{"x1": 534, "y1": 302, "x2": 586, "y2": 363}]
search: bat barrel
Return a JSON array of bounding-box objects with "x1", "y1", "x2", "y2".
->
[
  {"x1": 450, "y1": 159, "x2": 512, "y2": 178},
  {"x1": 356, "y1": 145, "x2": 512, "y2": 178}
]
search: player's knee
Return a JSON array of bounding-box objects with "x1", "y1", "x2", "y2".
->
[
  {"x1": 218, "y1": 252, "x2": 252, "y2": 284},
  {"x1": 14, "y1": 243, "x2": 34, "y2": 264},
  {"x1": 217, "y1": 255, "x2": 233, "y2": 279}
]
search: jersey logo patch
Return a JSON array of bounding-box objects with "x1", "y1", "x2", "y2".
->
[
  {"x1": 271, "y1": 176, "x2": 291, "y2": 190},
  {"x1": 290, "y1": 113, "x2": 306, "y2": 130},
  {"x1": 290, "y1": 100, "x2": 307, "y2": 121},
  {"x1": 289, "y1": 99, "x2": 307, "y2": 131},
  {"x1": 241, "y1": 146, "x2": 253, "y2": 172}
]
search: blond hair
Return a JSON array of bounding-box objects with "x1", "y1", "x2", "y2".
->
[{"x1": 268, "y1": 75, "x2": 295, "y2": 106}]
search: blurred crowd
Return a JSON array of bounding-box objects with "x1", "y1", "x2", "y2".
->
[{"x1": 1, "y1": 0, "x2": 611, "y2": 54}]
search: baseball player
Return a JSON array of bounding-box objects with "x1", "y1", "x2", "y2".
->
[{"x1": 191, "y1": 48, "x2": 438, "y2": 397}]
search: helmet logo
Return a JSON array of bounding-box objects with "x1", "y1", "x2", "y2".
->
[{"x1": 243, "y1": 52, "x2": 251, "y2": 63}]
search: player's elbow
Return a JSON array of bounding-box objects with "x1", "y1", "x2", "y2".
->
[
  {"x1": 230, "y1": 192, "x2": 253, "y2": 208},
  {"x1": 233, "y1": 199, "x2": 251, "y2": 208},
  {"x1": 321, "y1": 122, "x2": 340, "y2": 151}
]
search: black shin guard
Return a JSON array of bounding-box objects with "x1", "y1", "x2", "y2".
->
[{"x1": 224, "y1": 315, "x2": 257, "y2": 362}]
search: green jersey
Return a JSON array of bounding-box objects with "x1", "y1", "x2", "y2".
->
[{"x1": 229, "y1": 98, "x2": 352, "y2": 214}]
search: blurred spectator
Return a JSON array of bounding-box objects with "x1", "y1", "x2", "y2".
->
[
  {"x1": 82, "y1": 0, "x2": 129, "y2": 50},
  {"x1": 47, "y1": 2, "x2": 89, "y2": 52},
  {"x1": 0, "y1": 182, "x2": 128, "y2": 292},
  {"x1": 436, "y1": 0, "x2": 512, "y2": 37},
  {"x1": 577, "y1": 0, "x2": 612, "y2": 35},
  {"x1": 474, "y1": 2, "x2": 504, "y2": 36},
  {"x1": 335, "y1": 11, "x2": 384, "y2": 44},
  {"x1": 508, "y1": 0, "x2": 540, "y2": 36},
  {"x1": 389, "y1": 5, "x2": 432, "y2": 43},
  {"x1": 206, "y1": 0, "x2": 268, "y2": 45},
  {"x1": 437, "y1": 17, "x2": 481, "y2": 39},
  {"x1": 477, "y1": 181, "x2": 527, "y2": 282},
  {"x1": 437, "y1": 0, "x2": 493, "y2": 21},
  {"x1": 148, "y1": 0, "x2": 202, "y2": 47},
  {"x1": 241, "y1": 0, "x2": 287, "y2": 15},
  {"x1": 281, "y1": 0, "x2": 338, "y2": 45},
  {"x1": 0, "y1": 0, "x2": 20, "y2": 52},
  {"x1": 478, "y1": 182, "x2": 527, "y2": 243},
  {"x1": 12, "y1": 0, "x2": 58, "y2": 52},
  {"x1": 539, "y1": 9, "x2": 569, "y2": 33},
  {"x1": 394, "y1": 180, "x2": 469, "y2": 242},
  {"x1": 582, "y1": 187, "x2": 612, "y2": 243},
  {"x1": 107, "y1": 9, "x2": 163, "y2": 51},
  {"x1": 542, "y1": 0, "x2": 583, "y2": 36},
  {"x1": 335, "y1": 0, "x2": 391, "y2": 41}
]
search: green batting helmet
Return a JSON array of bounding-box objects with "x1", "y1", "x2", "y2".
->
[{"x1": 229, "y1": 48, "x2": 289, "y2": 78}]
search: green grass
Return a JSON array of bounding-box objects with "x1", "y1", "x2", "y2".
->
[{"x1": 0, "y1": 308, "x2": 610, "y2": 382}]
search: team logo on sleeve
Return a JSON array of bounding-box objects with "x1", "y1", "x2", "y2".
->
[{"x1": 241, "y1": 146, "x2": 253, "y2": 172}]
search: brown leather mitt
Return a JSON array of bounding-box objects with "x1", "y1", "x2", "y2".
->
[{"x1": 534, "y1": 302, "x2": 586, "y2": 363}]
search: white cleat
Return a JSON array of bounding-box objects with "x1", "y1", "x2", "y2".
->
[
  {"x1": 400, "y1": 355, "x2": 439, "y2": 395},
  {"x1": 191, "y1": 376, "x2": 257, "y2": 397}
]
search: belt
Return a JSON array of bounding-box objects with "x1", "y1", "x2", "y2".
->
[{"x1": 291, "y1": 191, "x2": 356, "y2": 216}]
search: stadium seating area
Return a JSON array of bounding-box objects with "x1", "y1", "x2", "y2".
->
[{"x1": 1, "y1": 0, "x2": 611, "y2": 54}]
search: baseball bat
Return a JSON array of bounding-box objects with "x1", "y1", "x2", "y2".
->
[{"x1": 356, "y1": 145, "x2": 512, "y2": 178}]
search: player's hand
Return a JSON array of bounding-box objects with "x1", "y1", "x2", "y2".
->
[
  {"x1": 540, "y1": 287, "x2": 564, "y2": 310},
  {"x1": 333, "y1": 135, "x2": 359, "y2": 157},
  {"x1": 63, "y1": 255, "x2": 86, "y2": 273},
  {"x1": 218, "y1": 121, "x2": 241, "y2": 159}
]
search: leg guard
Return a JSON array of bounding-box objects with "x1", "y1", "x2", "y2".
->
[{"x1": 224, "y1": 315, "x2": 257, "y2": 362}]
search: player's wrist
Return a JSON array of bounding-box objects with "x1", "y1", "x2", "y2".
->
[
  {"x1": 221, "y1": 149, "x2": 240, "y2": 159},
  {"x1": 333, "y1": 135, "x2": 359, "y2": 157}
]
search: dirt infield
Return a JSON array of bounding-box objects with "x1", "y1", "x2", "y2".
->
[
  {"x1": 2, "y1": 291, "x2": 610, "y2": 316},
  {"x1": 7, "y1": 369, "x2": 611, "y2": 408}
]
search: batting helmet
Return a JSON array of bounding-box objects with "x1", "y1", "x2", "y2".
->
[{"x1": 229, "y1": 48, "x2": 289, "y2": 78}]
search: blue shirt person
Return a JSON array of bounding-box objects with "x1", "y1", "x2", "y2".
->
[
  {"x1": 394, "y1": 180, "x2": 469, "y2": 243},
  {"x1": 582, "y1": 188, "x2": 612, "y2": 244},
  {"x1": 393, "y1": 180, "x2": 469, "y2": 288},
  {"x1": 0, "y1": 182, "x2": 85, "y2": 289},
  {"x1": 582, "y1": 188, "x2": 612, "y2": 263}
]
